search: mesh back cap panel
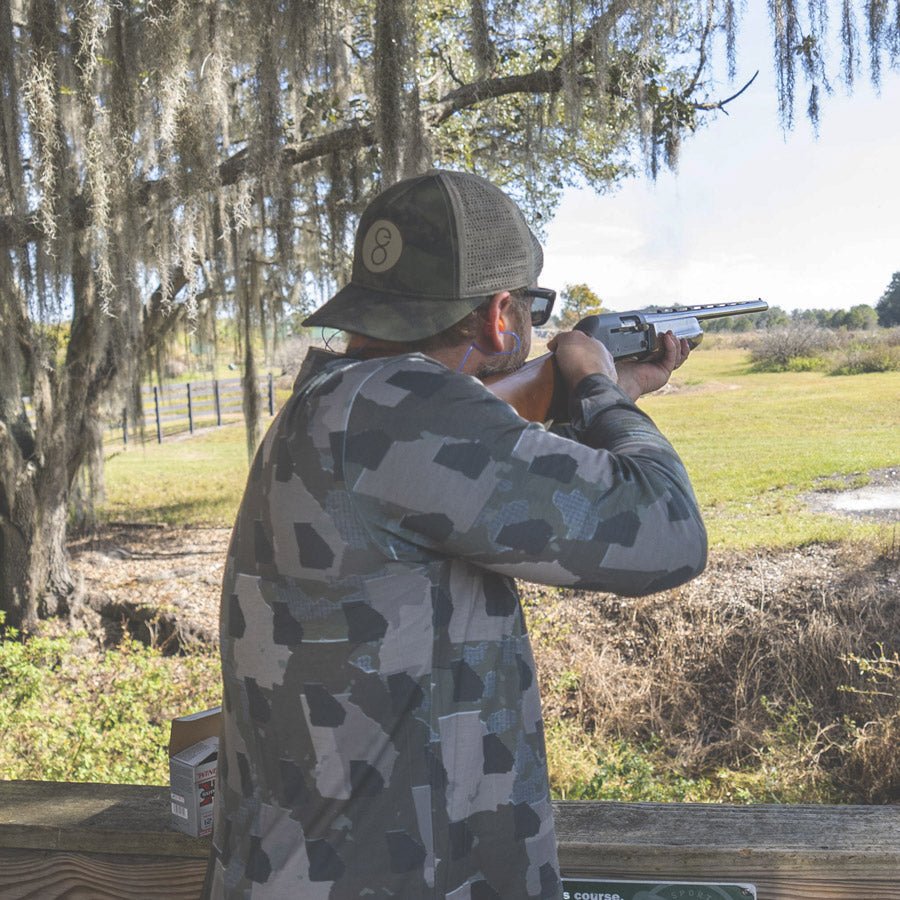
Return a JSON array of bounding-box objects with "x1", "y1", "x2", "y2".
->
[
  {"x1": 302, "y1": 169, "x2": 544, "y2": 340},
  {"x1": 444, "y1": 174, "x2": 543, "y2": 297}
]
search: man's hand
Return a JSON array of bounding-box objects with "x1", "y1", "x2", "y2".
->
[
  {"x1": 615, "y1": 331, "x2": 691, "y2": 401},
  {"x1": 548, "y1": 329, "x2": 690, "y2": 402},
  {"x1": 547, "y1": 330, "x2": 618, "y2": 390}
]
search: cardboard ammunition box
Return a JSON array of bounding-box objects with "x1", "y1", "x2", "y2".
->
[{"x1": 168, "y1": 706, "x2": 222, "y2": 837}]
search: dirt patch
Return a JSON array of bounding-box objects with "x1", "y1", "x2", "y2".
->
[
  {"x1": 68, "y1": 524, "x2": 230, "y2": 650},
  {"x1": 652, "y1": 379, "x2": 743, "y2": 396}
]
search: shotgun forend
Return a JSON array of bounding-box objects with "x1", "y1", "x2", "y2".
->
[{"x1": 574, "y1": 299, "x2": 769, "y2": 360}]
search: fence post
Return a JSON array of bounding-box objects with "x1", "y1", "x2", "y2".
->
[
  {"x1": 122, "y1": 408, "x2": 128, "y2": 447},
  {"x1": 187, "y1": 382, "x2": 194, "y2": 434},
  {"x1": 153, "y1": 386, "x2": 162, "y2": 443},
  {"x1": 268, "y1": 372, "x2": 275, "y2": 416},
  {"x1": 214, "y1": 380, "x2": 221, "y2": 426}
]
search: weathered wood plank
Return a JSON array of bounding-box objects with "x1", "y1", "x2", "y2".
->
[
  {"x1": 1, "y1": 782, "x2": 899, "y2": 900},
  {"x1": 0, "y1": 780, "x2": 208, "y2": 858},
  {"x1": 554, "y1": 801, "x2": 900, "y2": 900},
  {"x1": 0, "y1": 849, "x2": 206, "y2": 900},
  {"x1": 553, "y1": 800, "x2": 900, "y2": 852}
]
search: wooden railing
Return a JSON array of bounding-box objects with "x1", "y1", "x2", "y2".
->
[
  {"x1": 1, "y1": 780, "x2": 898, "y2": 899},
  {"x1": 23, "y1": 373, "x2": 278, "y2": 450}
]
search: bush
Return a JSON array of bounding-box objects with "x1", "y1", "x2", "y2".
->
[
  {"x1": 0, "y1": 615, "x2": 221, "y2": 784},
  {"x1": 829, "y1": 338, "x2": 900, "y2": 375},
  {"x1": 749, "y1": 325, "x2": 837, "y2": 371},
  {"x1": 274, "y1": 332, "x2": 318, "y2": 377},
  {"x1": 554, "y1": 734, "x2": 712, "y2": 802},
  {"x1": 163, "y1": 357, "x2": 190, "y2": 378},
  {"x1": 838, "y1": 646, "x2": 900, "y2": 801},
  {"x1": 749, "y1": 326, "x2": 900, "y2": 375}
]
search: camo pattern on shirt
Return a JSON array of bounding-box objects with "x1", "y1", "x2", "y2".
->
[{"x1": 206, "y1": 349, "x2": 707, "y2": 899}]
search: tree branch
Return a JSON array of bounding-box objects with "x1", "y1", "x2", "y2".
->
[
  {"x1": 684, "y1": 9, "x2": 716, "y2": 97},
  {"x1": 0, "y1": 6, "x2": 751, "y2": 252},
  {"x1": 142, "y1": 266, "x2": 189, "y2": 354},
  {"x1": 693, "y1": 70, "x2": 759, "y2": 113}
]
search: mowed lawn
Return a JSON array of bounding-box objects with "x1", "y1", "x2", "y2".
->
[
  {"x1": 103, "y1": 424, "x2": 249, "y2": 526},
  {"x1": 103, "y1": 347, "x2": 900, "y2": 550},
  {"x1": 643, "y1": 348, "x2": 900, "y2": 548}
]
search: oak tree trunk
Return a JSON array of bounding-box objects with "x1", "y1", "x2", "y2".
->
[
  {"x1": 0, "y1": 236, "x2": 129, "y2": 630},
  {"x1": 0, "y1": 455, "x2": 76, "y2": 631},
  {"x1": 0, "y1": 391, "x2": 78, "y2": 631}
]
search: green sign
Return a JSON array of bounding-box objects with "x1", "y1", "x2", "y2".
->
[{"x1": 561, "y1": 878, "x2": 756, "y2": 900}]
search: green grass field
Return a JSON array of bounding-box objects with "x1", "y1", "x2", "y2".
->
[
  {"x1": 644, "y1": 348, "x2": 899, "y2": 547},
  {"x1": 103, "y1": 425, "x2": 249, "y2": 525},
  {"x1": 103, "y1": 346, "x2": 900, "y2": 550}
]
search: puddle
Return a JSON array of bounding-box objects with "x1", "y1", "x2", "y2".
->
[
  {"x1": 828, "y1": 487, "x2": 900, "y2": 513},
  {"x1": 804, "y1": 468, "x2": 900, "y2": 522}
]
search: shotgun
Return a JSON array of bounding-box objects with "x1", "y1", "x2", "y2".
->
[{"x1": 486, "y1": 299, "x2": 768, "y2": 422}]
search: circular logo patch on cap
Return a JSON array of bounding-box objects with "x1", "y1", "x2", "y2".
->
[{"x1": 361, "y1": 219, "x2": 403, "y2": 273}]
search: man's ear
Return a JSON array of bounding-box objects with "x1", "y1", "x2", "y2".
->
[{"x1": 482, "y1": 291, "x2": 512, "y2": 352}]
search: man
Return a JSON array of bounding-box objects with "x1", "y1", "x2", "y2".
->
[{"x1": 206, "y1": 170, "x2": 707, "y2": 898}]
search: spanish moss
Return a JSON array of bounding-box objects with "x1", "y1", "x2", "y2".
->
[{"x1": 2, "y1": 0, "x2": 899, "y2": 626}]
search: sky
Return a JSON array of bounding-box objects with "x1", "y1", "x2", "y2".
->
[{"x1": 540, "y1": 4, "x2": 900, "y2": 313}]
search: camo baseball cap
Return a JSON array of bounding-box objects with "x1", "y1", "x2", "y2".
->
[{"x1": 302, "y1": 169, "x2": 544, "y2": 341}]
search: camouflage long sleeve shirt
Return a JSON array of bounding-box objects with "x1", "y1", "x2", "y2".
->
[{"x1": 206, "y1": 348, "x2": 707, "y2": 899}]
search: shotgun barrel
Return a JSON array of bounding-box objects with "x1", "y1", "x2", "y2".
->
[{"x1": 575, "y1": 298, "x2": 768, "y2": 360}]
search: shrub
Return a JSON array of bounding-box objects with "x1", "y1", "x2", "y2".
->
[
  {"x1": 0, "y1": 615, "x2": 221, "y2": 784},
  {"x1": 560, "y1": 737, "x2": 710, "y2": 802},
  {"x1": 524, "y1": 542, "x2": 900, "y2": 804},
  {"x1": 749, "y1": 325, "x2": 837, "y2": 372},
  {"x1": 829, "y1": 339, "x2": 900, "y2": 375},
  {"x1": 838, "y1": 646, "x2": 900, "y2": 801},
  {"x1": 274, "y1": 332, "x2": 317, "y2": 377},
  {"x1": 749, "y1": 326, "x2": 900, "y2": 374},
  {"x1": 783, "y1": 356, "x2": 824, "y2": 372},
  {"x1": 163, "y1": 358, "x2": 190, "y2": 378}
]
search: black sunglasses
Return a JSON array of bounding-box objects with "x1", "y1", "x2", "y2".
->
[{"x1": 522, "y1": 287, "x2": 557, "y2": 327}]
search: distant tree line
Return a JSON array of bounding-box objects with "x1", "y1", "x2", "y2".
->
[
  {"x1": 705, "y1": 304, "x2": 881, "y2": 332},
  {"x1": 875, "y1": 272, "x2": 900, "y2": 327},
  {"x1": 703, "y1": 272, "x2": 900, "y2": 332}
]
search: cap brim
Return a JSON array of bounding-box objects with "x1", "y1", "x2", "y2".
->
[{"x1": 302, "y1": 283, "x2": 487, "y2": 342}]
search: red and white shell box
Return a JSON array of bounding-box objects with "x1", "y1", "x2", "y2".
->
[{"x1": 168, "y1": 706, "x2": 222, "y2": 838}]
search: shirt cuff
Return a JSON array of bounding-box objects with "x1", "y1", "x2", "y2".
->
[{"x1": 567, "y1": 373, "x2": 658, "y2": 448}]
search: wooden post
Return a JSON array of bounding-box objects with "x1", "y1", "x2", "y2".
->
[
  {"x1": 153, "y1": 386, "x2": 162, "y2": 444},
  {"x1": 214, "y1": 380, "x2": 221, "y2": 427},
  {"x1": 122, "y1": 407, "x2": 128, "y2": 446},
  {"x1": 187, "y1": 382, "x2": 194, "y2": 434},
  {"x1": 267, "y1": 372, "x2": 274, "y2": 416}
]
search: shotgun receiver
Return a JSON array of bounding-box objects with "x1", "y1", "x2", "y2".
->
[
  {"x1": 485, "y1": 298, "x2": 768, "y2": 422},
  {"x1": 573, "y1": 299, "x2": 769, "y2": 360}
]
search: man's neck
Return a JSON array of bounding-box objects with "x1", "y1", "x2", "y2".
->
[{"x1": 345, "y1": 334, "x2": 463, "y2": 372}]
